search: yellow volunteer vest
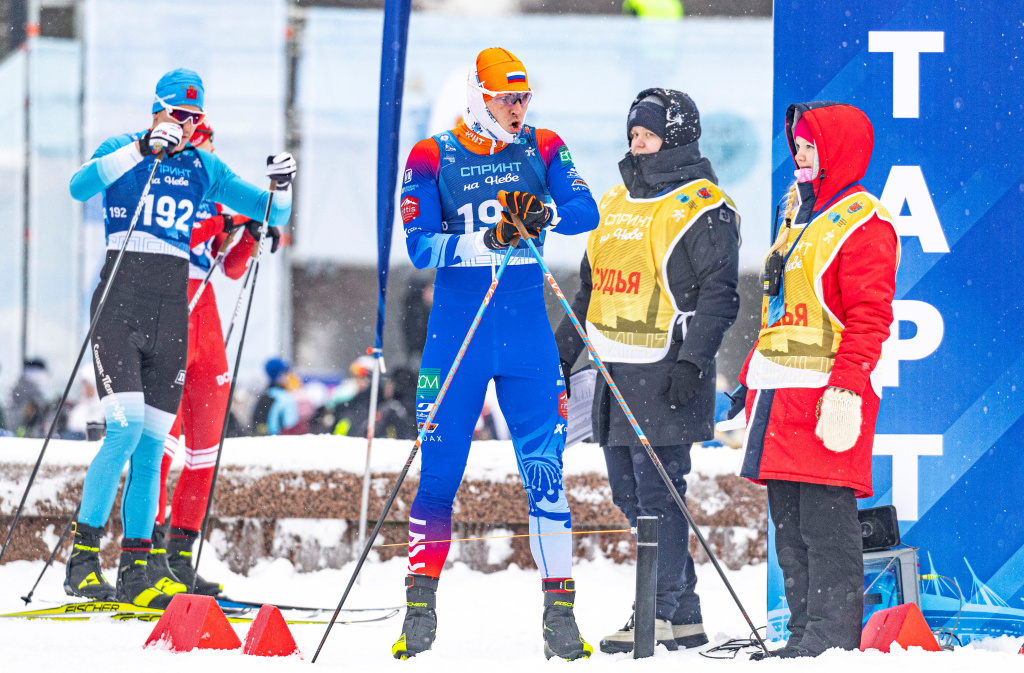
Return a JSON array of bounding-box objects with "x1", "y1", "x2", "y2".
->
[
  {"x1": 747, "y1": 192, "x2": 899, "y2": 394},
  {"x1": 585, "y1": 179, "x2": 738, "y2": 363}
]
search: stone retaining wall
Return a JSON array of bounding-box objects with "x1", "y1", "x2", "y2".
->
[{"x1": 1, "y1": 463, "x2": 767, "y2": 572}]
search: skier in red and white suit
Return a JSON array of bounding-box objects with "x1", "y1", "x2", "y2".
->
[{"x1": 151, "y1": 122, "x2": 282, "y2": 594}]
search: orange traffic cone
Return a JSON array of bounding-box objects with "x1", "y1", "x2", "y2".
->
[{"x1": 144, "y1": 594, "x2": 241, "y2": 652}]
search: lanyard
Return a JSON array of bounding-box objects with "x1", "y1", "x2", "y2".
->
[{"x1": 782, "y1": 181, "x2": 857, "y2": 266}]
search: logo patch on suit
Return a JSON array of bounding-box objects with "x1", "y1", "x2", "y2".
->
[
  {"x1": 175, "y1": 370, "x2": 186, "y2": 385},
  {"x1": 401, "y1": 196, "x2": 420, "y2": 224},
  {"x1": 417, "y1": 368, "x2": 441, "y2": 401}
]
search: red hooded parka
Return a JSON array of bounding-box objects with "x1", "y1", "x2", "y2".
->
[{"x1": 738, "y1": 102, "x2": 899, "y2": 497}]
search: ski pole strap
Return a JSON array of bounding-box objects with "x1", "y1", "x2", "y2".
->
[
  {"x1": 542, "y1": 578, "x2": 575, "y2": 593},
  {"x1": 405, "y1": 574, "x2": 439, "y2": 590}
]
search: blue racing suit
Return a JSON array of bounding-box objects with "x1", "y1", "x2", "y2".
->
[
  {"x1": 402, "y1": 123, "x2": 598, "y2": 579},
  {"x1": 70, "y1": 132, "x2": 290, "y2": 540}
]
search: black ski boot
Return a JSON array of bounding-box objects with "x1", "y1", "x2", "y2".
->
[
  {"x1": 542, "y1": 581, "x2": 593, "y2": 661},
  {"x1": 116, "y1": 539, "x2": 174, "y2": 609},
  {"x1": 166, "y1": 527, "x2": 223, "y2": 596},
  {"x1": 147, "y1": 526, "x2": 188, "y2": 596},
  {"x1": 64, "y1": 522, "x2": 116, "y2": 601},
  {"x1": 392, "y1": 574, "x2": 438, "y2": 659}
]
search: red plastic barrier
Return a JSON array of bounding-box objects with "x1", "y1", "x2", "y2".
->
[
  {"x1": 242, "y1": 605, "x2": 301, "y2": 658},
  {"x1": 144, "y1": 594, "x2": 241, "y2": 652},
  {"x1": 860, "y1": 603, "x2": 941, "y2": 653}
]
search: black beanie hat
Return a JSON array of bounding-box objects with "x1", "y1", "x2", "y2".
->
[
  {"x1": 626, "y1": 88, "x2": 701, "y2": 151},
  {"x1": 627, "y1": 96, "x2": 667, "y2": 141}
]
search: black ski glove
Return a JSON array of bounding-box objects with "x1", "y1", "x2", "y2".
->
[
  {"x1": 221, "y1": 214, "x2": 249, "y2": 236},
  {"x1": 244, "y1": 220, "x2": 282, "y2": 253},
  {"x1": 498, "y1": 190, "x2": 550, "y2": 237},
  {"x1": 664, "y1": 360, "x2": 703, "y2": 408},
  {"x1": 483, "y1": 219, "x2": 520, "y2": 250},
  {"x1": 724, "y1": 384, "x2": 748, "y2": 420}
]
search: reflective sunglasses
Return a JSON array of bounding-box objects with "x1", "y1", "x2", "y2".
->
[
  {"x1": 164, "y1": 105, "x2": 206, "y2": 125},
  {"x1": 490, "y1": 91, "x2": 532, "y2": 107}
]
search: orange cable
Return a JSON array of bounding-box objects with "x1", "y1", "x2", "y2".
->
[{"x1": 378, "y1": 528, "x2": 632, "y2": 548}]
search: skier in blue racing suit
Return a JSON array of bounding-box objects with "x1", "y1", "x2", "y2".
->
[
  {"x1": 63, "y1": 68, "x2": 296, "y2": 608},
  {"x1": 392, "y1": 48, "x2": 599, "y2": 661}
]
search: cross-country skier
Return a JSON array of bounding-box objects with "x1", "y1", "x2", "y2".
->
[
  {"x1": 150, "y1": 121, "x2": 278, "y2": 596},
  {"x1": 393, "y1": 48, "x2": 599, "y2": 660},
  {"x1": 64, "y1": 69, "x2": 295, "y2": 609}
]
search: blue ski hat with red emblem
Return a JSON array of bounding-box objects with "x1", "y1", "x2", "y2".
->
[{"x1": 152, "y1": 68, "x2": 204, "y2": 113}]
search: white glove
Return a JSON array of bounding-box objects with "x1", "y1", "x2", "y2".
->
[
  {"x1": 266, "y1": 152, "x2": 296, "y2": 187},
  {"x1": 815, "y1": 386, "x2": 862, "y2": 452},
  {"x1": 141, "y1": 122, "x2": 183, "y2": 155}
]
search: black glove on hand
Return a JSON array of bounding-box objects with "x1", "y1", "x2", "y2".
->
[
  {"x1": 221, "y1": 214, "x2": 249, "y2": 236},
  {"x1": 560, "y1": 359, "x2": 573, "y2": 399},
  {"x1": 498, "y1": 189, "x2": 550, "y2": 237},
  {"x1": 482, "y1": 219, "x2": 520, "y2": 250},
  {"x1": 244, "y1": 220, "x2": 282, "y2": 253},
  {"x1": 724, "y1": 384, "x2": 748, "y2": 420},
  {"x1": 664, "y1": 360, "x2": 703, "y2": 408}
]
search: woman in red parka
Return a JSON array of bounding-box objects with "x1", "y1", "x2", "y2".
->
[{"x1": 737, "y1": 101, "x2": 899, "y2": 657}]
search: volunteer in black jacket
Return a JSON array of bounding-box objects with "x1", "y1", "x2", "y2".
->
[{"x1": 556, "y1": 89, "x2": 740, "y2": 654}]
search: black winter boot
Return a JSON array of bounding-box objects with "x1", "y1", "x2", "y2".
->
[
  {"x1": 542, "y1": 581, "x2": 593, "y2": 661},
  {"x1": 392, "y1": 574, "x2": 438, "y2": 659},
  {"x1": 64, "y1": 522, "x2": 116, "y2": 601},
  {"x1": 147, "y1": 526, "x2": 187, "y2": 596},
  {"x1": 116, "y1": 539, "x2": 174, "y2": 609},
  {"x1": 166, "y1": 527, "x2": 223, "y2": 596}
]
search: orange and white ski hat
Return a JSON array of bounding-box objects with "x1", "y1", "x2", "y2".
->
[{"x1": 474, "y1": 47, "x2": 530, "y2": 94}]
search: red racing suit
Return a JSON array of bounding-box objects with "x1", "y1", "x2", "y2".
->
[{"x1": 156, "y1": 203, "x2": 255, "y2": 531}]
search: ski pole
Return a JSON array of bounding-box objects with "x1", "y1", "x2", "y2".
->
[
  {"x1": 188, "y1": 225, "x2": 243, "y2": 315},
  {"x1": 0, "y1": 153, "x2": 166, "y2": 566},
  {"x1": 191, "y1": 185, "x2": 276, "y2": 593},
  {"x1": 20, "y1": 505, "x2": 78, "y2": 604},
  {"x1": 311, "y1": 245, "x2": 517, "y2": 663},
  {"x1": 222, "y1": 248, "x2": 257, "y2": 347},
  {"x1": 510, "y1": 214, "x2": 771, "y2": 657},
  {"x1": 357, "y1": 348, "x2": 384, "y2": 560}
]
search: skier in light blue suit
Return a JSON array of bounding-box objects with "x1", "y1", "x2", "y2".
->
[{"x1": 64, "y1": 68, "x2": 296, "y2": 608}]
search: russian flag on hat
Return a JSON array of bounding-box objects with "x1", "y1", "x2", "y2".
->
[{"x1": 476, "y1": 47, "x2": 530, "y2": 92}]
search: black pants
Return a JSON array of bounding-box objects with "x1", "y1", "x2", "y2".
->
[
  {"x1": 604, "y1": 444, "x2": 701, "y2": 624},
  {"x1": 767, "y1": 479, "x2": 863, "y2": 654},
  {"x1": 90, "y1": 251, "x2": 188, "y2": 414}
]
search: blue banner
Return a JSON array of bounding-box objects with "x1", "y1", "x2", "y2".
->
[
  {"x1": 769, "y1": 0, "x2": 1024, "y2": 643},
  {"x1": 374, "y1": 0, "x2": 412, "y2": 353}
]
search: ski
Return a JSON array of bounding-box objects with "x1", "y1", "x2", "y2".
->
[
  {"x1": 0, "y1": 601, "x2": 162, "y2": 620},
  {"x1": 112, "y1": 608, "x2": 401, "y2": 625},
  {"x1": 1, "y1": 600, "x2": 399, "y2": 625},
  {"x1": 217, "y1": 596, "x2": 402, "y2": 613}
]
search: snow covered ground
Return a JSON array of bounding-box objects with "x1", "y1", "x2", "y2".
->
[{"x1": 2, "y1": 554, "x2": 1023, "y2": 672}]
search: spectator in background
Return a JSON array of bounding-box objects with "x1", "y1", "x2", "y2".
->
[
  {"x1": 9, "y1": 359, "x2": 53, "y2": 438},
  {"x1": 310, "y1": 355, "x2": 374, "y2": 436},
  {"x1": 402, "y1": 273, "x2": 434, "y2": 366},
  {"x1": 66, "y1": 374, "x2": 105, "y2": 440},
  {"x1": 376, "y1": 366, "x2": 418, "y2": 440},
  {"x1": 251, "y1": 357, "x2": 300, "y2": 436},
  {"x1": 623, "y1": 0, "x2": 683, "y2": 18}
]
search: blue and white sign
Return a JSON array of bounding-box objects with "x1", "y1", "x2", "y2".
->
[{"x1": 768, "y1": 0, "x2": 1024, "y2": 643}]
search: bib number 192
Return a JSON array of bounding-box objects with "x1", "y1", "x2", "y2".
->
[{"x1": 142, "y1": 195, "x2": 193, "y2": 233}]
